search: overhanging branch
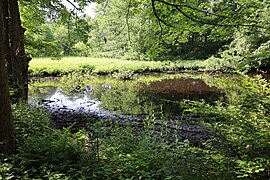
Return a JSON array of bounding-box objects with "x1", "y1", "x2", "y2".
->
[
  {"x1": 151, "y1": 0, "x2": 174, "y2": 28},
  {"x1": 152, "y1": 0, "x2": 265, "y2": 29},
  {"x1": 65, "y1": 0, "x2": 83, "y2": 11}
]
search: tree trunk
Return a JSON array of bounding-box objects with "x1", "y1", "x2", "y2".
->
[
  {"x1": 2, "y1": 0, "x2": 11, "y2": 74},
  {"x1": 0, "y1": 0, "x2": 15, "y2": 154},
  {"x1": 8, "y1": 0, "x2": 30, "y2": 102}
]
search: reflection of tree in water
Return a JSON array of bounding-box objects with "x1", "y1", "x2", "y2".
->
[
  {"x1": 29, "y1": 86, "x2": 87, "y2": 105},
  {"x1": 29, "y1": 86, "x2": 58, "y2": 100},
  {"x1": 139, "y1": 78, "x2": 219, "y2": 94},
  {"x1": 28, "y1": 77, "x2": 225, "y2": 117},
  {"x1": 138, "y1": 78, "x2": 225, "y2": 117},
  {"x1": 91, "y1": 81, "x2": 148, "y2": 115},
  {"x1": 28, "y1": 86, "x2": 58, "y2": 106},
  {"x1": 90, "y1": 78, "x2": 225, "y2": 117}
]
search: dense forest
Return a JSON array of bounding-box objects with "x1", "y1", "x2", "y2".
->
[
  {"x1": 21, "y1": 0, "x2": 270, "y2": 70},
  {"x1": 1, "y1": 0, "x2": 270, "y2": 179}
]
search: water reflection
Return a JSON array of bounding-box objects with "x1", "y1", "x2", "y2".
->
[
  {"x1": 29, "y1": 86, "x2": 113, "y2": 117},
  {"x1": 29, "y1": 76, "x2": 225, "y2": 117},
  {"x1": 141, "y1": 78, "x2": 218, "y2": 94},
  {"x1": 138, "y1": 78, "x2": 224, "y2": 116}
]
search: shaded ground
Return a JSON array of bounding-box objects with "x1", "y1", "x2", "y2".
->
[{"x1": 45, "y1": 104, "x2": 216, "y2": 146}]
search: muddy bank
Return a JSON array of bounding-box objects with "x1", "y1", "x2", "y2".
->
[{"x1": 43, "y1": 102, "x2": 216, "y2": 146}]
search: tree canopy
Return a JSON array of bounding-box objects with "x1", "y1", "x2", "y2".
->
[
  {"x1": 16, "y1": 0, "x2": 270, "y2": 70},
  {"x1": 75, "y1": 0, "x2": 270, "y2": 68}
]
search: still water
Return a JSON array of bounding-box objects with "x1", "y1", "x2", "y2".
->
[{"x1": 29, "y1": 74, "x2": 225, "y2": 118}]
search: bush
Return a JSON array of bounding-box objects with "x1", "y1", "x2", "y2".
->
[
  {"x1": 12, "y1": 128, "x2": 94, "y2": 179},
  {"x1": 3, "y1": 103, "x2": 96, "y2": 179},
  {"x1": 183, "y1": 74, "x2": 270, "y2": 179},
  {"x1": 12, "y1": 102, "x2": 52, "y2": 145}
]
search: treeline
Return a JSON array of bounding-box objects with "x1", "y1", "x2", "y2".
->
[{"x1": 21, "y1": 0, "x2": 270, "y2": 71}]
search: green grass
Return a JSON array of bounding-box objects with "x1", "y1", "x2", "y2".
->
[{"x1": 29, "y1": 57, "x2": 207, "y2": 76}]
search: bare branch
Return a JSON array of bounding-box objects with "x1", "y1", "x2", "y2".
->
[{"x1": 65, "y1": 0, "x2": 83, "y2": 11}]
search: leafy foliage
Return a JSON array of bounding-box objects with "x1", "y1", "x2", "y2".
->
[
  {"x1": 203, "y1": 0, "x2": 270, "y2": 72},
  {"x1": 1, "y1": 74, "x2": 270, "y2": 179},
  {"x1": 1, "y1": 103, "x2": 96, "y2": 179},
  {"x1": 195, "y1": 74, "x2": 270, "y2": 178},
  {"x1": 19, "y1": 0, "x2": 270, "y2": 71},
  {"x1": 20, "y1": 0, "x2": 92, "y2": 58},
  {"x1": 88, "y1": 0, "x2": 232, "y2": 60},
  {"x1": 12, "y1": 128, "x2": 92, "y2": 179},
  {"x1": 12, "y1": 102, "x2": 52, "y2": 145}
]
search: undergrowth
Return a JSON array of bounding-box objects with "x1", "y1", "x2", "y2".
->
[{"x1": 1, "y1": 75, "x2": 270, "y2": 179}]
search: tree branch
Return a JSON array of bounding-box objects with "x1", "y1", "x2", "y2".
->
[
  {"x1": 126, "y1": 0, "x2": 132, "y2": 43},
  {"x1": 152, "y1": 0, "x2": 265, "y2": 29},
  {"x1": 155, "y1": 0, "x2": 232, "y2": 19},
  {"x1": 110, "y1": 0, "x2": 131, "y2": 42},
  {"x1": 65, "y1": 0, "x2": 83, "y2": 11},
  {"x1": 151, "y1": 0, "x2": 175, "y2": 28}
]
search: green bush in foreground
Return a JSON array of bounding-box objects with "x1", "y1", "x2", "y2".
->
[
  {"x1": 1, "y1": 75, "x2": 270, "y2": 179},
  {"x1": 11, "y1": 103, "x2": 52, "y2": 145}
]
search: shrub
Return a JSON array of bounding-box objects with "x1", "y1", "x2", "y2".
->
[
  {"x1": 12, "y1": 102, "x2": 52, "y2": 145},
  {"x1": 12, "y1": 128, "x2": 93, "y2": 179},
  {"x1": 182, "y1": 75, "x2": 270, "y2": 179}
]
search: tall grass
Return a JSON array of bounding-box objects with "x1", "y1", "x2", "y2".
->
[{"x1": 29, "y1": 57, "x2": 207, "y2": 76}]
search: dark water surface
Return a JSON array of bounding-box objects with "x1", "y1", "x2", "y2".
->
[{"x1": 29, "y1": 74, "x2": 225, "y2": 118}]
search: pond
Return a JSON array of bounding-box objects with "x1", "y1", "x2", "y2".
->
[
  {"x1": 29, "y1": 73, "x2": 228, "y2": 141},
  {"x1": 29, "y1": 73, "x2": 225, "y2": 119}
]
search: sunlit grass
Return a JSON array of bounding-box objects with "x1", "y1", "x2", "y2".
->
[{"x1": 29, "y1": 57, "x2": 207, "y2": 76}]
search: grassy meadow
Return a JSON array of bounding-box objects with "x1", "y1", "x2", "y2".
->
[{"x1": 29, "y1": 57, "x2": 207, "y2": 76}]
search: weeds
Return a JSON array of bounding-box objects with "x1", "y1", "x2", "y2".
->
[{"x1": 1, "y1": 75, "x2": 270, "y2": 179}]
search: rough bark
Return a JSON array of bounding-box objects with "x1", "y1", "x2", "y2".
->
[
  {"x1": 0, "y1": 0, "x2": 15, "y2": 154},
  {"x1": 2, "y1": 0, "x2": 11, "y2": 74},
  {"x1": 8, "y1": 0, "x2": 30, "y2": 102}
]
